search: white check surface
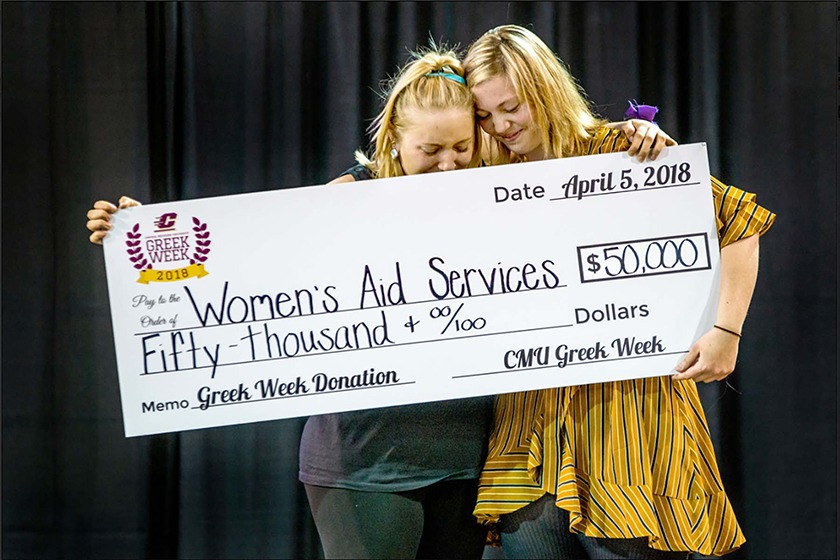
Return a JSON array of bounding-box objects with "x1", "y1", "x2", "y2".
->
[{"x1": 103, "y1": 143, "x2": 718, "y2": 436}]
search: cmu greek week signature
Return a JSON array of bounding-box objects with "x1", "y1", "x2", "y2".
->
[{"x1": 504, "y1": 334, "x2": 666, "y2": 370}]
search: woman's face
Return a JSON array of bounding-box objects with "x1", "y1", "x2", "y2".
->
[
  {"x1": 471, "y1": 74, "x2": 546, "y2": 161},
  {"x1": 396, "y1": 106, "x2": 475, "y2": 175}
]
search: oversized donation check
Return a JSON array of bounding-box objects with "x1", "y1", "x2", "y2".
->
[{"x1": 103, "y1": 143, "x2": 720, "y2": 437}]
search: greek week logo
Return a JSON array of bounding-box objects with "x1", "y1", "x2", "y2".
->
[{"x1": 125, "y1": 213, "x2": 212, "y2": 284}]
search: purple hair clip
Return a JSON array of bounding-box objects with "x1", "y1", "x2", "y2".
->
[{"x1": 625, "y1": 99, "x2": 658, "y2": 124}]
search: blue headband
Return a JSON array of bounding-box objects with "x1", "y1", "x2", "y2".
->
[{"x1": 424, "y1": 71, "x2": 467, "y2": 85}]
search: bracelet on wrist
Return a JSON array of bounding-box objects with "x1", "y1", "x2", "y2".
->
[{"x1": 714, "y1": 324, "x2": 742, "y2": 339}]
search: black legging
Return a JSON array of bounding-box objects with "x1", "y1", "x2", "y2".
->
[
  {"x1": 305, "y1": 479, "x2": 487, "y2": 559},
  {"x1": 499, "y1": 493, "x2": 690, "y2": 560}
]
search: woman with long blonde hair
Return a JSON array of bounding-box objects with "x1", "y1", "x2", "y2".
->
[{"x1": 464, "y1": 24, "x2": 775, "y2": 560}]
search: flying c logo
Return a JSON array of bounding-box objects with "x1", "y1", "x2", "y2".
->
[{"x1": 154, "y1": 212, "x2": 178, "y2": 231}]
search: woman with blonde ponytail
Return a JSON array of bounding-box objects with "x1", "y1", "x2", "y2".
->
[
  {"x1": 301, "y1": 44, "x2": 494, "y2": 560},
  {"x1": 329, "y1": 45, "x2": 481, "y2": 183}
]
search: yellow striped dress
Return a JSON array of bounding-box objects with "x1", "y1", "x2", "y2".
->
[{"x1": 473, "y1": 128, "x2": 777, "y2": 555}]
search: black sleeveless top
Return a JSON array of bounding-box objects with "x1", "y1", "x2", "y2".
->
[{"x1": 343, "y1": 163, "x2": 374, "y2": 181}]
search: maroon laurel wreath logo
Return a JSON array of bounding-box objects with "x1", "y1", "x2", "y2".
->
[{"x1": 125, "y1": 215, "x2": 212, "y2": 283}]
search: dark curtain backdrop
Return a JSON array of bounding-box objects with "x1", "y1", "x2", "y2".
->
[{"x1": 2, "y1": 2, "x2": 835, "y2": 559}]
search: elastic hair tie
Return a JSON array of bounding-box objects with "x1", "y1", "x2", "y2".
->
[
  {"x1": 625, "y1": 99, "x2": 659, "y2": 124},
  {"x1": 714, "y1": 324, "x2": 742, "y2": 339},
  {"x1": 424, "y1": 71, "x2": 466, "y2": 85}
]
